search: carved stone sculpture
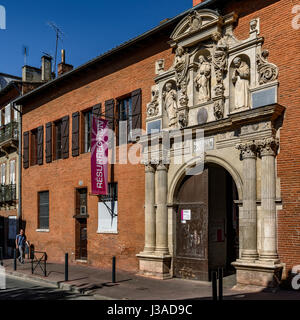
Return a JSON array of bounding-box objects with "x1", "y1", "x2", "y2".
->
[
  {"x1": 213, "y1": 99, "x2": 224, "y2": 120},
  {"x1": 188, "y1": 11, "x2": 202, "y2": 33},
  {"x1": 256, "y1": 50, "x2": 278, "y2": 84},
  {"x1": 163, "y1": 82, "x2": 178, "y2": 129},
  {"x1": 194, "y1": 55, "x2": 211, "y2": 103},
  {"x1": 147, "y1": 88, "x2": 159, "y2": 117},
  {"x1": 173, "y1": 45, "x2": 190, "y2": 107},
  {"x1": 232, "y1": 57, "x2": 250, "y2": 109},
  {"x1": 212, "y1": 31, "x2": 228, "y2": 73},
  {"x1": 214, "y1": 69, "x2": 225, "y2": 96}
]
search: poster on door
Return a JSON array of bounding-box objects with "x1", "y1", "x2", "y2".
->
[{"x1": 181, "y1": 209, "x2": 191, "y2": 223}]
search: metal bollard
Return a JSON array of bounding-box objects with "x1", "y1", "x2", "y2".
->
[
  {"x1": 13, "y1": 249, "x2": 17, "y2": 271},
  {"x1": 218, "y1": 267, "x2": 223, "y2": 301},
  {"x1": 0, "y1": 247, "x2": 3, "y2": 266},
  {"x1": 44, "y1": 254, "x2": 47, "y2": 277},
  {"x1": 31, "y1": 250, "x2": 34, "y2": 274},
  {"x1": 212, "y1": 270, "x2": 217, "y2": 301},
  {"x1": 65, "y1": 253, "x2": 68, "y2": 282},
  {"x1": 112, "y1": 256, "x2": 116, "y2": 283}
]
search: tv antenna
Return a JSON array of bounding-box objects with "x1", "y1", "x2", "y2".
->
[{"x1": 47, "y1": 21, "x2": 65, "y2": 75}]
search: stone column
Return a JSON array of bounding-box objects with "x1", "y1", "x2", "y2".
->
[
  {"x1": 236, "y1": 141, "x2": 259, "y2": 261},
  {"x1": 143, "y1": 164, "x2": 156, "y2": 253},
  {"x1": 155, "y1": 162, "x2": 169, "y2": 255},
  {"x1": 258, "y1": 137, "x2": 279, "y2": 262}
]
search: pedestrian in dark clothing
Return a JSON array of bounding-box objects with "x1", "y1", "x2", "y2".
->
[{"x1": 15, "y1": 229, "x2": 29, "y2": 264}]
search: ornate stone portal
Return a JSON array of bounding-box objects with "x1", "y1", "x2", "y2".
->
[{"x1": 139, "y1": 9, "x2": 283, "y2": 288}]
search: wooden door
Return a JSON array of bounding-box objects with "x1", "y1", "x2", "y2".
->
[
  {"x1": 75, "y1": 218, "x2": 87, "y2": 260},
  {"x1": 174, "y1": 168, "x2": 209, "y2": 281}
]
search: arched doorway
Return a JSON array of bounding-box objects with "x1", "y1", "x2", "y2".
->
[{"x1": 173, "y1": 163, "x2": 239, "y2": 281}]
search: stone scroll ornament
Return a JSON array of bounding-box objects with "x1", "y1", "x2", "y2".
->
[
  {"x1": 213, "y1": 99, "x2": 224, "y2": 120},
  {"x1": 256, "y1": 50, "x2": 279, "y2": 84},
  {"x1": 147, "y1": 88, "x2": 159, "y2": 117}
]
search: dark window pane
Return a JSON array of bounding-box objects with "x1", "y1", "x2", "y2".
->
[
  {"x1": 84, "y1": 111, "x2": 92, "y2": 153},
  {"x1": 39, "y1": 191, "x2": 49, "y2": 229}
]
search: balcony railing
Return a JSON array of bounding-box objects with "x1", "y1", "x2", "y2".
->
[
  {"x1": 0, "y1": 184, "x2": 17, "y2": 204},
  {"x1": 0, "y1": 122, "x2": 19, "y2": 145}
]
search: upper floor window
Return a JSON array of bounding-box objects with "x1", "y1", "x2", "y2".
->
[
  {"x1": 9, "y1": 160, "x2": 16, "y2": 185},
  {"x1": 0, "y1": 163, "x2": 5, "y2": 185},
  {"x1": 4, "y1": 104, "x2": 11, "y2": 125}
]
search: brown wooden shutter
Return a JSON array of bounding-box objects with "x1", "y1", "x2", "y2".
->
[
  {"x1": 92, "y1": 103, "x2": 101, "y2": 119},
  {"x1": 37, "y1": 126, "x2": 44, "y2": 165},
  {"x1": 72, "y1": 112, "x2": 80, "y2": 157},
  {"x1": 46, "y1": 122, "x2": 52, "y2": 163},
  {"x1": 105, "y1": 99, "x2": 114, "y2": 130},
  {"x1": 62, "y1": 116, "x2": 69, "y2": 159},
  {"x1": 23, "y1": 131, "x2": 29, "y2": 169},
  {"x1": 131, "y1": 89, "x2": 142, "y2": 137}
]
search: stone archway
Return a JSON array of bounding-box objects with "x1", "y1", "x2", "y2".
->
[{"x1": 170, "y1": 157, "x2": 242, "y2": 281}]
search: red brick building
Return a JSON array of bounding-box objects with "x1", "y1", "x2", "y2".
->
[{"x1": 13, "y1": 0, "x2": 300, "y2": 287}]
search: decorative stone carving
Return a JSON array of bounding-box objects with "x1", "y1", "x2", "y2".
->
[
  {"x1": 147, "y1": 87, "x2": 159, "y2": 117},
  {"x1": 187, "y1": 10, "x2": 203, "y2": 33},
  {"x1": 211, "y1": 31, "x2": 229, "y2": 73},
  {"x1": 194, "y1": 55, "x2": 211, "y2": 103},
  {"x1": 213, "y1": 99, "x2": 224, "y2": 120},
  {"x1": 178, "y1": 110, "x2": 188, "y2": 128},
  {"x1": 250, "y1": 18, "x2": 260, "y2": 35},
  {"x1": 257, "y1": 137, "x2": 279, "y2": 157},
  {"x1": 155, "y1": 59, "x2": 165, "y2": 75},
  {"x1": 214, "y1": 69, "x2": 225, "y2": 96},
  {"x1": 163, "y1": 82, "x2": 179, "y2": 129},
  {"x1": 236, "y1": 140, "x2": 258, "y2": 159},
  {"x1": 232, "y1": 57, "x2": 250, "y2": 110},
  {"x1": 256, "y1": 50, "x2": 279, "y2": 85},
  {"x1": 173, "y1": 45, "x2": 190, "y2": 107}
]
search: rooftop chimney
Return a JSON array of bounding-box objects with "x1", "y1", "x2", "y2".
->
[
  {"x1": 193, "y1": 0, "x2": 204, "y2": 6},
  {"x1": 58, "y1": 50, "x2": 73, "y2": 76},
  {"x1": 22, "y1": 65, "x2": 42, "y2": 82},
  {"x1": 41, "y1": 55, "x2": 53, "y2": 81}
]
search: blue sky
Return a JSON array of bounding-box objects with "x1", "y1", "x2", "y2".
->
[{"x1": 0, "y1": 0, "x2": 192, "y2": 77}]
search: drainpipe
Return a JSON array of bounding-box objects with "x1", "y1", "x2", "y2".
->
[{"x1": 12, "y1": 102, "x2": 22, "y2": 221}]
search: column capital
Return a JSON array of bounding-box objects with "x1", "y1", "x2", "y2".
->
[
  {"x1": 257, "y1": 137, "x2": 279, "y2": 157},
  {"x1": 156, "y1": 162, "x2": 169, "y2": 172},
  {"x1": 145, "y1": 163, "x2": 156, "y2": 173},
  {"x1": 236, "y1": 140, "x2": 258, "y2": 159}
]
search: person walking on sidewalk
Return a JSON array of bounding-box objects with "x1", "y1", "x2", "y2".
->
[{"x1": 15, "y1": 229, "x2": 29, "y2": 264}]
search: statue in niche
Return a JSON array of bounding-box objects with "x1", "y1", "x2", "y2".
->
[
  {"x1": 232, "y1": 57, "x2": 250, "y2": 109},
  {"x1": 163, "y1": 82, "x2": 178, "y2": 129},
  {"x1": 211, "y1": 31, "x2": 229, "y2": 73},
  {"x1": 194, "y1": 55, "x2": 211, "y2": 103},
  {"x1": 174, "y1": 45, "x2": 189, "y2": 86}
]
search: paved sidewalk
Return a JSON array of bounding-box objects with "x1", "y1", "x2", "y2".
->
[{"x1": 2, "y1": 259, "x2": 300, "y2": 300}]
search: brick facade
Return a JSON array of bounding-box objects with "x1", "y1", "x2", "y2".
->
[{"x1": 18, "y1": 0, "x2": 300, "y2": 276}]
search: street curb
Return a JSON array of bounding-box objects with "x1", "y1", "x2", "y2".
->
[{"x1": 5, "y1": 270, "x2": 117, "y2": 300}]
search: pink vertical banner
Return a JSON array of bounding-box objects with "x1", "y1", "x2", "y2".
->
[{"x1": 91, "y1": 117, "x2": 109, "y2": 195}]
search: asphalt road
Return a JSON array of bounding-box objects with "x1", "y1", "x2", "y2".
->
[{"x1": 0, "y1": 276, "x2": 98, "y2": 300}]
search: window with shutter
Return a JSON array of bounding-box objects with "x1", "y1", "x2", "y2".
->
[
  {"x1": 38, "y1": 191, "x2": 49, "y2": 230},
  {"x1": 37, "y1": 126, "x2": 44, "y2": 165},
  {"x1": 62, "y1": 116, "x2": 69, "y2": 159},
  {"x1": 23, "y1": 131, "x2": 29, "y2": 169},
  {"x1": 4, "y1": 104, "x2": 11, "y2": 125},
  {"x1": 72, "y1": 112, "x2": 80, "y2": 157},
  {"x1": 0, "y1": 163, "x2": 6, "y2": 185},
  {"x1": 46, "y1": 122, "x2": 52, "y2": 163},
  {"x1": 83, "y1": 110, "x2": 92, "y2": 153}
]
